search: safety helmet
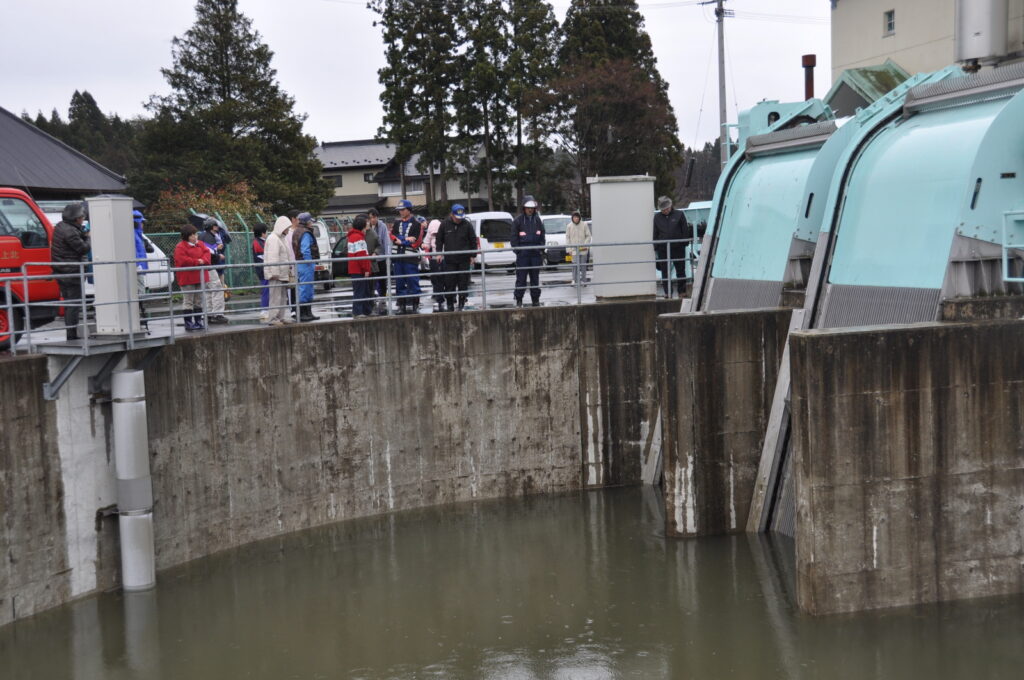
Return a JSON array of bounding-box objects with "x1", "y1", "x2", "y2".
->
[{"x1": 522, "y1": 195, "x2": 538, "y2": 208}]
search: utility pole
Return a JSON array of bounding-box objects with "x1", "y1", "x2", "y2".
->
[{"x1": 714, "y1": 0, "x2": 733, "y2": 167}]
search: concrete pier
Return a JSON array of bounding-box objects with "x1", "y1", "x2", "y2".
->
[
  {"x1": 792, "y1": 320, "x2": 1024, "y2": 615},
  {"x1": 658, "y1": 309, "x2": 792, "y2": 537}
]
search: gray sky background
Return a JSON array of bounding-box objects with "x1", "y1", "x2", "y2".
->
[{"x1": 2, "y1": 0, "x2": 831, "y2": 150}]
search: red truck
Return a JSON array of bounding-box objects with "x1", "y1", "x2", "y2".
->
[{"x1": 0, "y1": 187, "x2": 62, "y2": 349}]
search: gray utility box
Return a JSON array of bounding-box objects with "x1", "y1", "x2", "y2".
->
[
  {"x1": 87, "y1": 195, "x2": 142, "y2": 335},
  {"x1": 588, "y1": 175, "x2": 657, "y2": 299}
]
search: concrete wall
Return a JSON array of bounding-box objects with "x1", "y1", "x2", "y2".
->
[
  {"x1": 0, "y1": 356, "x2": 66, "y2": 628},
  {"x1": 578, "y1": 301, "x2": 677, "y2": 487},
  {"x1": 791, "y1": 320, "x2": 1024, "y2": 615},
  {"x1": 659, "y1": 309, "x2": 792, "y2": 537},
  {"x1": 0, "y1": 355, "x2": 125, "y2": 628},
  {"x1": 1, "y1": 301, "x2": 670, "y2": 625}
]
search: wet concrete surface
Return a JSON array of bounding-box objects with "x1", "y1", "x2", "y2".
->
[{"x1": 3, "y1": 487, "x2": 1023, "y2": 679}]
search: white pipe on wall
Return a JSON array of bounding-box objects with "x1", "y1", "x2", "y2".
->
[{"x1": 112, "y1": 370, "x2": 155, "y2": 591}]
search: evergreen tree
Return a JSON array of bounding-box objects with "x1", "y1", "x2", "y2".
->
[
  {"x1": 508, "y1": 0, "x2": 561, "y2": 206},
  {"x1": 455, "y1": 0, "x2": 514, "y2": 210},
  {"x1": 553, "y1": 0, "x2": 682, "y2": 201},
  {"x1": 135, "y1": 0, "x2": 330, "y2": 213},
  {"x1": 370, "y1": 0, "x2": 463, "y2": 206},
  {"x1": 22, "y1": 91, "x2": 142, "y2": 178}
]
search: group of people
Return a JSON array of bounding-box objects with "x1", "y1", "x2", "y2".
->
[
  {"x1": 46, "y1": 193, "x2": 692, "y2": 340},
  {"x1": 345, "y1": 200, "x2": 480, "y2": 316}
]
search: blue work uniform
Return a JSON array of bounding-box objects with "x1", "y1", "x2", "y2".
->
[{"x1": 511, "y1": 212, "x2": 546, "y2": 304}]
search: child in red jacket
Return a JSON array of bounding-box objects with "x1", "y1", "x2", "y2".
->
[
  {"x1": 173, "y1": 224, "x2": 212, "y2": 331},
  {"x1": 348, "y1": 215, "x2": 373, "y2": 318}
]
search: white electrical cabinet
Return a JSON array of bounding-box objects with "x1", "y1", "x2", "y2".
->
[
  {"x1": 587, "y1": 175, "x2": 657, "y2": 299},
  {"x1": 86, "y1": 195, "x2": 141, "y2": 335}
]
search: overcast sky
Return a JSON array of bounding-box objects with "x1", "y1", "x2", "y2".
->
[{"x1": 2, "y1": 0, "x2": 831, "y2": 150}]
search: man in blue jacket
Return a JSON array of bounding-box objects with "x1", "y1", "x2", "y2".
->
[{"x1": 511, "y1": 195, "x2": 545, "y2": 307}]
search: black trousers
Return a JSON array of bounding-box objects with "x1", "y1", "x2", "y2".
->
[
  {"x1": 443, "y1": 259, "x2": 471, "y2": 306},
  {"x1": 57, "y1": 279, "x2": 84, "y2": 328},
  {"x1": 655, "y1": 245, "x2": 686, "y2": 295},
  {"x1": 514, "y1": 253, "x2": 542, "y2": 302},
  {"x1": 429, "y1": 258, "x2": 446, "y2": 302}
]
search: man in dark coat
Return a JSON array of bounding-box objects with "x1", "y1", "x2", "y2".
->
[
  {"x1": 652, "y1": 196, "x2": 690, "y2": 297},
  {"x1": 434, "y1": 203, "x2": 478, "y2": 311},
  {"x1": 51, "y1": 201, "x2": 91, "y2": 340},
  {"x1": 511, "y1": 195, "x2": 545, "y2": 307}
]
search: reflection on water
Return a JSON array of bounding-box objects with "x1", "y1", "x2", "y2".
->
[{"x1": 3, "y1": 487, "x2": 1024, "y2": 679}]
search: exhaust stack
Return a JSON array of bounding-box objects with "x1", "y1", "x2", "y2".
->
[{"x1": 802, "y1": 54, "x2": 816, "y2": 100}]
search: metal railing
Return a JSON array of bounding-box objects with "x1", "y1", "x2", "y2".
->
[{"x1": 1, "y1": 238, "x2": 698, "y2": 354}]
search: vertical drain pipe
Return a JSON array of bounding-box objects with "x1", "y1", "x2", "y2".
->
[{"x1": 112, "y1": 370, "x2": 156, "y2": 591}]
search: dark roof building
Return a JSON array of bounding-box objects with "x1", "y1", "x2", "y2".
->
[
  {"x1": 0, "y1": 106, "x2": 128, "y2": 200},
  {"x1": 314, "y1": 139, "x2": 394, "y2": 170}
]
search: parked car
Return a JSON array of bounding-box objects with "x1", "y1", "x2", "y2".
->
[
  {"x1": 42, "y1": 204, "x2": 172, "y2": 293},
  {"x1": 466, "y1": 211, "x2": 516, "y2": 269},
  {"x1": 541, "y1": 214, "x2": 573, "y2": 265},
  {"x1": 0, "y1": 188, "x2": 61, "y2": 348}
]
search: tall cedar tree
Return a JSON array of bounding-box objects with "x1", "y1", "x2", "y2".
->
[
  {"x1": 508, "y1": 0, "x2": 561, "y2": 207},
  {"x1": 370, "y1": 0, "x2": 461, "y2": 209},
  {"x1": 553, "y1": 0, "x2": 682, "y2": 202},
  {"x1": 135, "y1": 0, "x2": 330, "y2": 214},
  {"x1": 24, "y1": 91, "x2": 142, "y2": 179},
  {"x1": 450, "y1": 0, "x2": 515, "y2": 210}
]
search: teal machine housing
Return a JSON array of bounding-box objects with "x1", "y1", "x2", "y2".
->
[
  {"x1": 811, "y1": 63, "x2": 1024, "y2": 327},
  {"x1": 685, "y1": 99, "x2": 839, "y2": 312},
  {"x1": 751, "y1": 63, "x2": 1024, "y2": 537}
]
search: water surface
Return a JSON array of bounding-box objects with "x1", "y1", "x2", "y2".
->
[{"x1": 3, "y1": 487, "x2": 1023, "y2": 679}]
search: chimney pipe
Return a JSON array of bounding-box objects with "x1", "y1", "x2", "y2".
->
[{"x1": 802, "y1": 54, "x2": 816, "y2": 100}]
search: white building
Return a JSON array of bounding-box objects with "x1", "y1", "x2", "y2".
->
[{"x1": 831, "y1": 0, "x2": 1024, "y2": 78}]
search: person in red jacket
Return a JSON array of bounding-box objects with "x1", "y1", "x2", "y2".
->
[
  {"x1": 173, "y1": 224, "x2": 213, "y2": 331},
  {"x1": 348, "y1": 214, "x2": 373, "y2": 318}
]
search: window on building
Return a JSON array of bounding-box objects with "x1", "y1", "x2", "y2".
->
[
  {"x1": 883, "y1": 10, "x2": 895, "y2": 36},
  {"x1": 331, "y1": 175, "x2": 344, "y2": 188},
  {"x1": 380, "y1": 179, "x2": 425, "y2": 196},
  {"x1": 363, "y1": 172, "x2": 375, "y2": 183}
]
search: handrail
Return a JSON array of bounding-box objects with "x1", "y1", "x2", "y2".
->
[{"x1": 1, "y1": 238, "x2": 698, "y2": 353}]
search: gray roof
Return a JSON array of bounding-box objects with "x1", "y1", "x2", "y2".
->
[
  {"x1": 0, "y1": 106, "x2": 127, "y2": 193},
  {"x1": 325, "y1": 193, "x2": 382, "y2": 210},
  {"x1": 314, "y1": 139, "x2": 394, "y2": 169}
]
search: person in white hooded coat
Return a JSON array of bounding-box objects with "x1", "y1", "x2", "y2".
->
[{"x1": 264, "y1": 216, "x2": 296, "y2": 325}]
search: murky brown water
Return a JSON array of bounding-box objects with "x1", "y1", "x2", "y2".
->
[{"x1": 3, "y1": 487, "x2": 1024, "y2": 679}]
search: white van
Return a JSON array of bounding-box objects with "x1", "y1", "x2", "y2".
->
[
  {"x1": 466, "y1": 211, "x2": 516, "y2": 269},
  {"x1": 541, "y1": 214, "x2": 573, "y2": 265}
]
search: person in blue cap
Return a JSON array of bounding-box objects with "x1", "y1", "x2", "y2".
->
[
  {"x1": 434, "y1": 203, "x2": 478, "y2": 311},
  {"x1": 291, "y1": 212, "x2": 321, "y2": 321},
  {"x1": 511, "y1": 195, "x2": 545, "y2": 307},
  {"x1": 389, "y1": 199, "x2": 423, "y2": 313},
  {"x1": 132, "y1": 209, "x2": 154, "y2": 328}
]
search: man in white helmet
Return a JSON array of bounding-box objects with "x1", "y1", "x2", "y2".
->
[{"x1": 510, "y1": 195, "x2": 545, "y2": 307}]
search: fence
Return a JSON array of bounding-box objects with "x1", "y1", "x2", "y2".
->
[{"x1": 1, "y1": 238, "x2": 698, "y2": 354}]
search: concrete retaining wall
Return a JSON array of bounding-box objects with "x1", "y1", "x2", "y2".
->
[
  {"x1": 0, "y1": 357, "x2": 66, "y2": 628},
  {"x1": 1, "y1": 301, "x2": 671, "y2": 625},
  {"x1": 658, "y1": 309, "x2": 792, "y2": 537},
  {"x1": 791, "y1": 320, "x2": 1024, "y2": 615}
]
